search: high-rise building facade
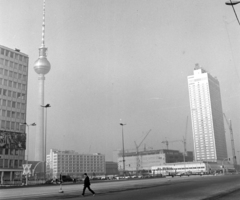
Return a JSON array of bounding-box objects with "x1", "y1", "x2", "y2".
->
[
  {"x1": 187, "y1": 64, "x2": 228, "y2": 162},
  {"x1": 0, "y1": 45, "x2": 29, "y2": 183},
  {"x1": 47, "y1": 149, "x2": 105, "y2": 179}
]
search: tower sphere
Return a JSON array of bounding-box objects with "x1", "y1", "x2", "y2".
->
[{"x1": 34, "y1": 57, "x2": 51, "y2": 75}]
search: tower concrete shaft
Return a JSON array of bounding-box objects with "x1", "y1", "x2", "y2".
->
[{"x1": 34, "y1": 75, "x2": 45, "y2": 161}]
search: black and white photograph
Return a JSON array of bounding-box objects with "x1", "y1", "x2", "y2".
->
[{"x1": 0, "y1": 0, "x2": 240, "y2": 199}]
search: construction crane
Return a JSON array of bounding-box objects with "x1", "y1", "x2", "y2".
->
[
  {"x1": 162, "y1": 116, "x2": 188, "y2": 162},
  {"x1": 162, "y1": 139, "x2": 169, "y2": 149},
  {"x1": 134, "y1": 129, "x2": 151, "y2": 176},
  {"x1": 162, "y1": 139, "x2": 182, "y2": 149},
  {"x1": 182, "y1": 116, "x2": 188, "y2": 162},
  {"x1": 223, "y1": 113, "x2": 237, "y2": 166}
]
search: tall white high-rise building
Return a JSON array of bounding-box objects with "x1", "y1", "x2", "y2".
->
[{"x1": 187, "y1": 64, "x2": 227, "y2": 162}]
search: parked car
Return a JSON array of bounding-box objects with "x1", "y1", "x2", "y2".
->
[
  {"x1": 45, "y1": 178, "x2": 61, "y2": 184},
  {"x1": 61, "y1": 175, "x2": 74, "y2": 182},
  {"x1": 176, "y1": 171, "x2": 192, "y2": 177}
]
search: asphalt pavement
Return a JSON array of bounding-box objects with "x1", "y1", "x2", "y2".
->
[{"x1": 0, "y1": 174, "x2": 240, "y2": 200}]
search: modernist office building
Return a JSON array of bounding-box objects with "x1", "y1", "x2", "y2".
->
[
  {"x1": 47, "y1": 149, "x2": 106, "y2": 179},
  {"x1": 0, "y1": 45, "x2": 29, "y2": 183},
  {"x1": 187, "y1": 64, "x2": 228, "y2": 162}
]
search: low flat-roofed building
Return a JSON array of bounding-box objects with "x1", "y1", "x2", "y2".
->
[{"x1": 117, "y1": 149, "x2": 194, "y2": 174}]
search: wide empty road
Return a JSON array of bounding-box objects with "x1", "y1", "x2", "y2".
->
[{"x1": 0, "y1": 174, "x2": 240, "y2": 200}]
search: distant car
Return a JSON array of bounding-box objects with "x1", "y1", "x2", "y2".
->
[
  {"x1": 61, "y1": 175, "x2": 74, "y2": 182},
  {"x1": 143, "y1": 175, "x2": 152, "y2": 178},
  {"x1": 45, "y1": 178, "x2": 61, "y2": 184},
  {"x1": 100, "y1": 176, "x2": 110, "y2": 180},
  {"x1": 91, "y1": 177, "x2": 101, "y2": 180},
  {"x1": 176, "y1": 171, "x2": 192, "y2": 177}
]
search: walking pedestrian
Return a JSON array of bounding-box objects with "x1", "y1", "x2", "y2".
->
[{"x1": 82, "y1": 173, "x2": 95, "y2": 196}]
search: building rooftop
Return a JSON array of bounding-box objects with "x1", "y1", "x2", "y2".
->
[
  {"x1": 0, "y1": 44, "x2": 28, "y2": 57},
  {"x1": 118, "y1": 149, "x2": 185, "y2": 157}
]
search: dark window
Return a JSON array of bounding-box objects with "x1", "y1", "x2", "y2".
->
[
  {"x1": 3, "y1": 89, "x2": 7, "y2": 96},
  {"x1": 14, "y1": 160, "x2": 18, "y2": 167},
  {"x1": 1, "y1": 48, "x2": 4, "y2": 55},
  {"x1": 4, "y1": 159, "x2": 8, "y2": 168}
]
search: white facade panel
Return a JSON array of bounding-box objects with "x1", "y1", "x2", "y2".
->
[
  {"x1": 118, "y1": 153, "x2": 166, "y2": 171},
  {"x1": 188, "y1": 66, "x2": 227, "y2": 162}
]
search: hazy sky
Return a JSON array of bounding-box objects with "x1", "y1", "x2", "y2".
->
[{"x1": 1, "y1": 0, "x2": 240, "y2": 162}]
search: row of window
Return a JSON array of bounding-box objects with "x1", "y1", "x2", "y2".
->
[
  {"x1": 195, "y1": 142, "x2": 214, "y2": 146},
  {"x1": 56, "y1": 158, "x2": 104, "y2": 160},
  {"x1": 196, "y1": 153, "x2": 215, "y2": 156},
  {"x1": 196, "y1": 148, "x2": 215, "y2": 151},
  {"x1": 0, "y1": 70, "x2": 27, "y2": 82},
  {"x1": 0, "y1": 48, "x2": 28, "y2": 63},
  {"x1": 1, "y1": 120, "x2": 25, "y2": 130},
  {"x1": 56, "y1": 156, "x2": 104, "y2": 160},
  {"x1": 57, "y1": 156, "x2": 104, "y2": 158},
  {"x1": 57, "y1": 169, "x2": 103, "y2": 172},
  {"x1": 0, "y1": 98, "x2": 26, "y2": 109},
  {"x1": 0, "y1": 148, "x2": 25, "y2": 155},
  {"x1": 1, "y1": 79, "x2": 26, "y2": 93},
  {"x1": 54, "y1": 163, "x2": 104, "y2": 165},
  {"x1": 1, "y1": 109, "x2": 25, "y2": 119},
  {"x1": 0, "y1": 159, "x2": 23, "y2": 168},
  {"x1": 0, "y1": 89, "x2": 26, "y2": 100},
  {"x1": 56, "y1": 159, "x2": 103, "y2": 162},
  {"x1": 0, "y1": 60, "x2": 27, "y2": 71},
  {"x1": 56, "y1": 162, "x2": 103, "y2": 165},
  {"x1": 0, "y1": 60, "x2": 27, "y2": 76}
]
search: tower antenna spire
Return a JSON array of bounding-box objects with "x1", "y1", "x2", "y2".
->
[{"x1": 41, "y1": 0, "x2": 46, "y2": 47}]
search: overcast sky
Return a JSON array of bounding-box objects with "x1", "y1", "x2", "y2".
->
[{"x1": 1, "y1": 0, "x2": 240, "y2": 162}]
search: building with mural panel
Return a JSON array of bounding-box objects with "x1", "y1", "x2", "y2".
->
[{"x1": 0, "y1": 45, "x2": 29, "y2": 184}]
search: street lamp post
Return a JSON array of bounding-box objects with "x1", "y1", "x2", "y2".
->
[
  {"x1": 41, "y1": 104, "x2": 50, "y2": 181},
  {"x1": 120, "y1": 123, "x2": 126, "y2": 177},
  {"x1": 222, "y1": 158, "x2": 229, "y2": 175},
  {"x1": 237, "y1": 151, "x2": 240, "y2": 165},
  {"x1": 226, "y1": 1, "x2": 240, "y2": 172},
  {"x1": 225, "y1": 1, "x2": 240, "y2": 25},
  {"x1": 226, "y1": 0, "x2": 240, "y2": 5},
  {"x1": 20, "y1": 122, "x2": 36, "y2": 185}
]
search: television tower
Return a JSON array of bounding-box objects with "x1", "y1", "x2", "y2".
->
[{"x1": 34, "y1": 0, "x2": 51, "y2": 161}]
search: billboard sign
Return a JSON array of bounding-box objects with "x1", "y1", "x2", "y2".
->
[{"x1": 0, "y1": 131, "x2": 26, "y2": 149}]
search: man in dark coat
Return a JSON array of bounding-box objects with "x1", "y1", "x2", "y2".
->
[{"x1": 82, "y1": 173, "x2": 95, "y2": 196}]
